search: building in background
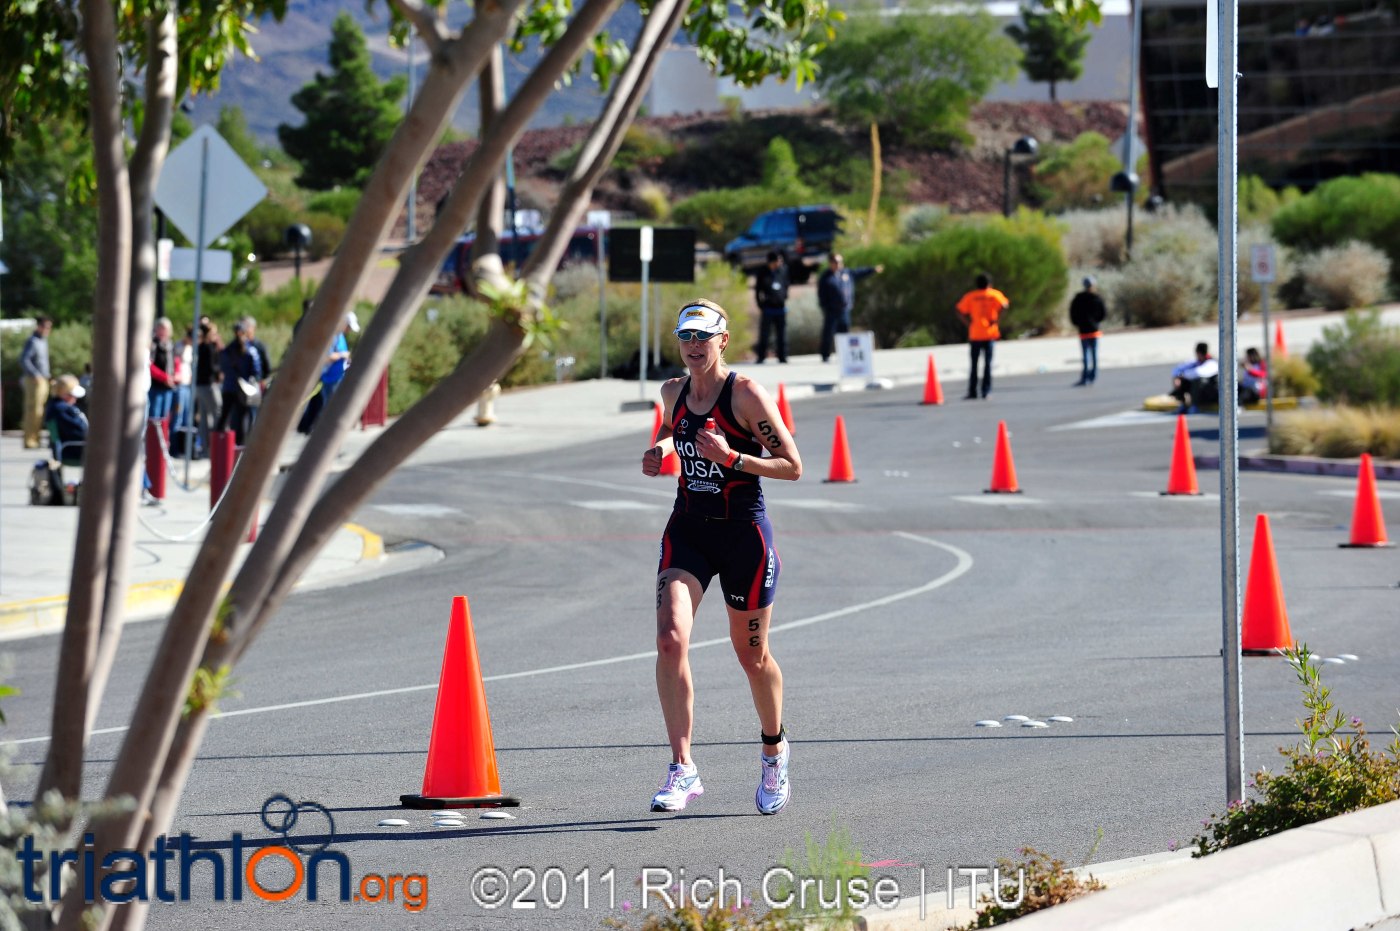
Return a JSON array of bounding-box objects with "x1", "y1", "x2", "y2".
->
[{"x1": 1142, "y1": 0, "x2": 1400, "y2": 200}]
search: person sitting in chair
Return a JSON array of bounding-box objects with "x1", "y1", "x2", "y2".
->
[
  {"x1": 1170, "y1": 342, "x2": 1219, "y2": 413},
  {"x1": 44, "y1": 374, "x2": 88, "y2": 467}
]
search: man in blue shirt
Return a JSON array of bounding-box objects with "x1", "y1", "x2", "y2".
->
[
  {"x1": 321, "y1": 311, "x2": 359, "y2": 405},
  {"x1": 817, "y1": 254, "x2": 882, "y2": 363}
]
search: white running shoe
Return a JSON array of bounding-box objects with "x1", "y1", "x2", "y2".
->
[
  {"x1": 651, "y1": 763, "x2": 703, "y2": 812},
  {"x1": 755, "y1": 742, "x2": 790, "y2": 815}
]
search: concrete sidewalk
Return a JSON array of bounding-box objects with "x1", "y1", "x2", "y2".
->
[{"x1": 5, "y1": 305, "x2": 1396, "y2": 640}]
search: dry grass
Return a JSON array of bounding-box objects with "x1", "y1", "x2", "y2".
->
[
  {"x1": 1269, "y1": 406, "x2": 1400, "y2": 458},
  {"x1": 1269, "y1": 354, "x2": 1320, "y2": 399}
]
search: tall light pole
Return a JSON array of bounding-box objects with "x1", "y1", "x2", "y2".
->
[{"x1": 1002, "y1": 136, "x2": 1039, "y2": 217}]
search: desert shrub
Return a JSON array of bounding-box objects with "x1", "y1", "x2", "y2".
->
[
  {"x1": 1306, "y1": 309, "x2": 1400, "y2": 405},
  {"x1": 1105, "y1": 250, "x2": 1215, "y2": 327},
  {"x1": 1239, "y1": 174, "x2": 1301, "y2": 227},
  {"x1": 1192, "y1": 647, "x2": 1400, "y2": 857},
  {"x1": 305, "y1": 187, "x2": 361, "y2": 222},
  {"x1": 301, "y1": 212, "x2": 347, "y2": 260},
  {"x1": 1030, "y1": 132, "x2": 1123, "y2": 213},
  {"x1": 1268, "y1": 354, "x2": 1319, "y2": 399},
  {"x1": 1059, "y1": 208, "x2": 1127, "y2": 268},
  {"x1": 1297, "y1": 241, "x2": 1390, "y2": 310},
  {"x1": 551, "y1": 124, "x2": 676, "y2": 175},
  {"x1": 901, "y1": 204, "x2": 953, "y2": 243},
  {"x1": 1270, "y1": 407, "x2": 1400, "y2": 458},
  {"x1": 955, "y1": 845, "x2": 1106, "y2": 929},
  {"x1": 1272, "y1": 173, "x2": 1400, "y2": 288},
  {"x1": 847, "y1": 214, "x2": 1067, "y2": 346}
]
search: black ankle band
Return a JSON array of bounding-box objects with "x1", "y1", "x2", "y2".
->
[{"x1": 761, "y1": 726, "x2": 785, "y2": 746}]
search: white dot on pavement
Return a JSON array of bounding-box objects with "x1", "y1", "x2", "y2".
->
[
  {"x1": 1339, "y1": 654, "x2": 1359, "y2": 661},
  {"x1": 1003, "y1": 714, "x2": 1029, "y2": 722},
  {"x1": 481, "y1": 811, "x2": 516, "y2": 820},
  {"x1": 974, "y1": 720, "x2": 1003, "y2": 728},
  {"x1": 377, "y1": 819, "x2": 409, "y2": 827},
  {"x1": 434, "y1": 819, "x2": 466, "y2": 827},
  {"x1": 1022, "y1": 721, "x2": 1049, "y2": 728},
  {"x1": 1321, "y1": 657, "x2": 1346, "y2": 665},
  {"x1": 1048, "y1": 716, "x2": 1074, "y2": 723}
]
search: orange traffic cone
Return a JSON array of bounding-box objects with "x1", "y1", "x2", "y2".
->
[
  {"x1": 984, "y1": 421, "x2": 1021, "y2": 494},
  {"x1": 401, "y1": 597, "x2": 520, "y2": 808},
  {"x1": 1274, "y1": 320, "x2": 1288, "y2": 356},
  {"x1": 1340, "y1": 453, "x2": 1393, "y2": 548},
  {"x1": 920, "y1": 355, "x2": 944, "y2": 406},
  {"x1": 777, "y1": 383, "x2": 796, "y2": 434},
  {"x1": 1242, "y1": 515, "x2": 1295, "y2": 655},
  {"x1": 824, "y1": 415, "x2": 857, "y2": 483},
  {"x1": 651, "y1": 402, "x2": 680, "y2": 476},
  {"x1": 1162, "y1": 415, "x2": 1202, "y2": 496}
]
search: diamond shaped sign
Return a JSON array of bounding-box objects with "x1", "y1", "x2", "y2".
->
[{"x1": 155, "y1": 124, "x2": 266, "y2": 247}]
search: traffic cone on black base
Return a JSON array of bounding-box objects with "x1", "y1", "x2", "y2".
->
[
  {"x1": 1242, "y1": 515, "x2": 1295, "y2": 656},
  {"x1": 984, "y1": 421, "x2": 1021, "y2": 494},
  {"x1": 920, "y1": 356, "x2": 944, "y2": 406},
  {"x1": 1340, "y1": 453, "x2": 1393, "y2": 548},
  {"x1": 1161, "y1": 415, "x2": 1202, "y2": 496},
  {"x1": 401, "y1": 597, "x2": 520, "y2": 808},
  {"x1": 824, "y1": 415, "x2": 857, "y2": 483}
]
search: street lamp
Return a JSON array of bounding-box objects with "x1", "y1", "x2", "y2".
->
[
  {"x1": 285, "y1": 223, "x2": 312, "y2": 280},
  {"x1": 1003, "y1": 136, "x2": 1039, "y2": 217},
  {"x1": 1111, "y1": 170, "x2": 1140, "y2": 259}
]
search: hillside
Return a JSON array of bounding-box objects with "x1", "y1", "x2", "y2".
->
[{"x1": 407, "y1": 101, "x2": 1131, "y2": 240}]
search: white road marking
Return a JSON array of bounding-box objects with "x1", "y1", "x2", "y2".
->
[
  {"x1": 952, "y1": 495, "x2": 1045, "y2": 505},
  {"x1": 5, "y1": 533, "x2": 974, "y2": 747},
  {"x1": 1318, "y1": 489, "x2": 1400, "y2": 500},
  {"x1": 572, "y1": 500, "x2": 666, "y2": 511},
  {"x1": 500, "y1": 471, "x2": 676, "y2": 499},
  {"x1": 1049, "y1": 411, "x2": 1171, "y2": 431},
  {"x1": 775, "y1": 499, "x2": 863, "y2": 511},
  {"x1": 1129, "y1": 491, "x2": 1220, "y2": 500},
  {"x1": 373, "y1": 503, "x2": 462, "y2": 517}
]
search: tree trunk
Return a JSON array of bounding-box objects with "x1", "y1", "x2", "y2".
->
[
  {"x1": 88, "y1": 8, "x2": 178, "y2": 740},
  {"x1": 40, "y1": 0, "x2": 135, "y2": 807}
]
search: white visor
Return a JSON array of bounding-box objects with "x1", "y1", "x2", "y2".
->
[{"x1": 674, "y1": 304, "x2": 727, "y2": 335}]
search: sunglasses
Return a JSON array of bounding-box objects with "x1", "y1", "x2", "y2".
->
[{"x1": 675, "y1": 329, "x2": 722, "y2": 342}]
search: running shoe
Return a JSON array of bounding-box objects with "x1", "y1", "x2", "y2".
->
[
  {"x1": 651, "y1": 763, "x2": 703, "y2": 812},
  {"x1": 755, "y1": 742, "x2": 790, "y2": 815}
]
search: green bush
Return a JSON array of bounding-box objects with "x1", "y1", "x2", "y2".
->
[
  {"x1": 302, "y1": 212, "x2": 347, "y2": 260},
  {"x1": 1268, "y1": 354, "x2": 1319, "y2": 399},
  {"x1": 673, "y1": 188, "x2": 809, "y2": 251},
  {"x1": 956, "y1": 845, "x2": 1106, "y2": 929},
  {"x1": 242, "y1": 199, "x2": 299, "y2": 259},
  {"x1": 551, "y1": 124, "x2": 676, "y2": 175},
  {"x1": 305, "y1": 188, "x2": 362, "y2": 223},
  {"x1": 1191, "y1": 647, "x2": 1400, "y2": 857},
  {"x1": 1306, "y1": 309, "x2": 1400, "y2": 406},
  {"x1": 1239, "y1": 174, "x2": 1301, "y2": 227},
  {"x1": 847, "y1": 212, "x2": 1068, "y2": 347},
  {"x1": 1272, "y1": 173, "x2": 1400, "y2": 287},
  {"x1": 1031, "y1": 132, "x2": 1126, "y2": 213},
  {"x1": 1297, "y1": 241, "x2": 1390, "y2": 310}
]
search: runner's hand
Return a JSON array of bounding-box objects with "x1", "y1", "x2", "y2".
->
[
  {"x1": 642, "y1": 445, "x2": 664, "y2": 476},
  {"x1": 695, "y1": 425, "x2": 731, "y2": 464}
]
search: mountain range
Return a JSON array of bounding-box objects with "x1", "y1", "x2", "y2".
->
[{"x1": 183, "y1": 0, "x2": 643, "y2": 142}]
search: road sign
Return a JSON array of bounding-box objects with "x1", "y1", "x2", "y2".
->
[
  {"x1": 1250, "y1": 244, "x2": 1276, "y2": 283},
  {"x1": 609, "y1": 228, "x2": 695, "y2": 283},
  {"x1": 839, "y1": 331, "x2": 876, "y2": 380},
  {"x1": 586, "y1": 210, "x2": 612, "y2": 229},
  {"x1": 158, "y1": 239, "x2": 233, "y2": 283},
  {"x1": 155, "y1": 124, "x2": 266, "y2": 246},
  {"x1": 1206, "y1": 0, "x2": 1218, "y2": 88}
]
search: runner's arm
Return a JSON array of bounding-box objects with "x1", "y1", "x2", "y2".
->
[{"x1": 699, "y1": 378, "x2": 801, "y2": 481}]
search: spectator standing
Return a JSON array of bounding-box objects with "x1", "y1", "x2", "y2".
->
[
  {"x1": 321, "y1": 311, "x2": 359, "y2": 406},
  {"x1": 20, "y1": 315, "x2": 53, "y2": 449},
  {"x1": 1069, "y1": 276, "x2": 1107, "y2": 386},
  {"x1": 955, "y1": 273, "x2": 1009, "y2": 399},
  {"x1": 218, "y1": 323, "x2": 262, "y2": 444},
  {"x1": 171, "y1": 326, "x2": 194, "y2": 453},
  {"x1": 148, "y1": 317, "x2": 176, "y2": 421},
  {"x1": 195, "y1": 320, "x2": 223, "y2": 457},
  {"x1": 43, "y1": 374, "x2": 88, "y2": 466},
  {"x1": 239, "y1": 316, "x2": 270, "y2": 430},
  {"x1": 752, "y1": 251, "x2": 790, "y2": 364},
  {"x1": 817, "y1": 254, "x2": 883, "y2": 363}
]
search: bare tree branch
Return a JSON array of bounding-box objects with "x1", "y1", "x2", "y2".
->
[{"x1": 387, "y1": 0, "x2": 451, "y2": 52}]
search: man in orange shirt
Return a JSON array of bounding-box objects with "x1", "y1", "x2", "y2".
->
[{"x1": 956, "y1": 273, "x2": 1010, "y2": 399}]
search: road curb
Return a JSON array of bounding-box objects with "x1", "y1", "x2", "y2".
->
[
  {"x1": 964, "y1": 800, "x2": 1400, "y2": 930},
  {"x1": 0, "y1": 523, "x2": 386, "y2": 641},
  {"x1": 1194, "y1": 454, "x2": 1400, "y2": 480}
]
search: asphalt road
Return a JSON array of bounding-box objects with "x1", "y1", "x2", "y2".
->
[{"x1": 6, "y1": 364, "x2": 1398, "y2": 929}]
